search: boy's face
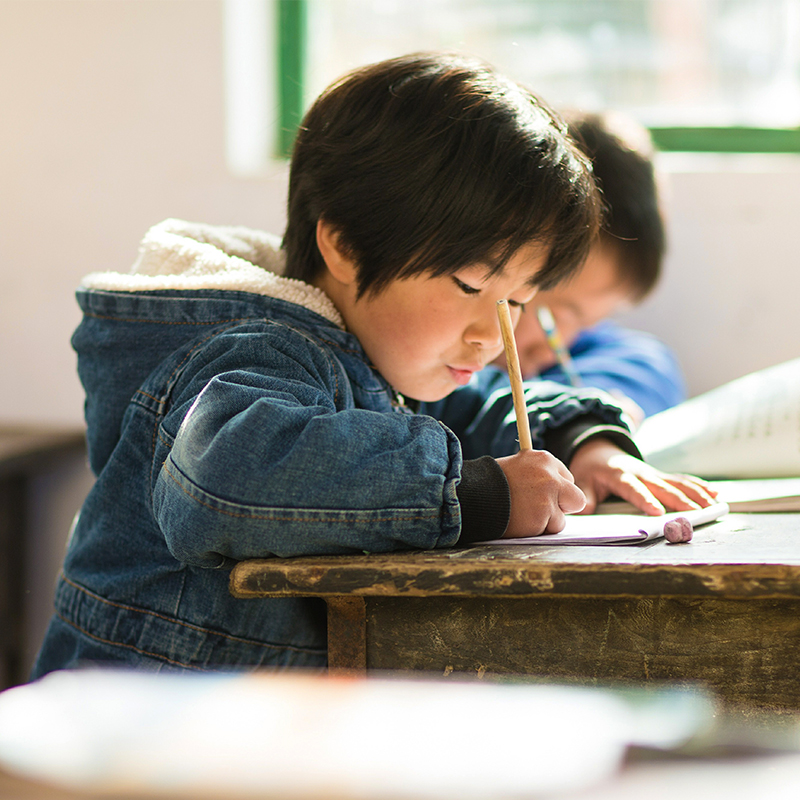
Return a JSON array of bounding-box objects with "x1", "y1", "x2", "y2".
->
[
  {"x1": 504, "y1": 241, "x2": 635, "y2": 378},
  {"x1": 326, "y1": 241, "x2": 549, "y2": 402}
]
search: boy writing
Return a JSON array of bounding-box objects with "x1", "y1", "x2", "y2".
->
[
  {"x1": 33, "y1": 53, "x2": 713, "y2": 677},
  {"x1": 499, "y1": 111, "x2": 686, "y2": 423}
]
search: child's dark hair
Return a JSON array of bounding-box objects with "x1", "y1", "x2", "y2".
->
[
  {"x1": 283, "y1": 52, "x2": 601, "y2": 296},
  {"x1": 566, "y1": 111, "x2": 665, "y2": 301}
]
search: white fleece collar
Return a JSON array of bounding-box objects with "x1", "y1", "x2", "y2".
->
[{"x1": 80, "y1": 218, "x2": 345, "y2": 329}]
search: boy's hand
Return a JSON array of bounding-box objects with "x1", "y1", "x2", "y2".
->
[
  {"x1": 569, "y1": 438, "x2": 718, "y2": 515},
  {"x1": 496, "y1": 450, "x2": 586, "y2": 537}
]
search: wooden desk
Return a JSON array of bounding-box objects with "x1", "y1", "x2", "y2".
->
[
  {"x1": 231, "y1": 512, "x2": 800, "y2": 711},
  {"x1": 0, "y1": 425, "x2": 86, "y2": 689}
]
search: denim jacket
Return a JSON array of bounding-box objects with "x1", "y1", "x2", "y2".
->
[{"x1": 33, "y1": 219, "x2": 636, "y2": 677}]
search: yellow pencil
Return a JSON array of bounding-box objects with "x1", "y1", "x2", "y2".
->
[
  {"x1": 497, "y1": 300, "x2": 533, "y2": 452},
  {"x1": 536, "y1": 305, "x2": 582, "y2": 388}
]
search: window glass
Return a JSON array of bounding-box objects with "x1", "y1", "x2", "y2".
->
[{"x1": 306, "y1": 0, "x2": 800, "y2": 130}]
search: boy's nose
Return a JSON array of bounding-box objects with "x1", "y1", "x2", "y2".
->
[{"x1": 465, "y1": 314, "x2": 504, "y2": 351}]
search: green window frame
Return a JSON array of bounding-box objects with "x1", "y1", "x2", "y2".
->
[
  {"x1": 275, "y1": 1, "x2": 800, "y2": 156},
  {"x1": 649, "y1": 127, "x2": 800, "y2": 154},
  {"x1": 276, "y1": 0, "x2": 307, "y2": 158}
]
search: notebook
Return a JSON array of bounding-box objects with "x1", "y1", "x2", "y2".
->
[{"x1": 478, "y1": 501, "x2": 729, "y2": 546}]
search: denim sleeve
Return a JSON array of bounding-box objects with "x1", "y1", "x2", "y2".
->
[
  {"x1": 151, "y1": 326, "x2": 463, "y2": 566},
  {"x1": 539, "y1": 322, "x2": 687, "y2": 418},
  {"x1": 421, "y1": 366, "x2": 636, "y2": 462}
]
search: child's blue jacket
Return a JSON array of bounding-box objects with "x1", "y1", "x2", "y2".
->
[
  {"x1": 33, "y1": 220, "x2": 636, "y2": 677},
  {"x1": 539, "y1": 322, "x2": 687, "y2": 418}
]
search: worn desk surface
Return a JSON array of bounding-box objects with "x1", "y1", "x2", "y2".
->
[
  {"x1": 232, "y1": 513, "x2": 800, "y2": 598},
  {"x1": 231, "y1": 513, "x2": 800, "y2": 709}
]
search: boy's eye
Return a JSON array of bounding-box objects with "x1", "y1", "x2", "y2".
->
[
  {"x1": 453, "y1": 277, "x2": 480, "y2": 295},
  {"x1": 452, "y1": 275, "x2": 530, "y2": 311}
]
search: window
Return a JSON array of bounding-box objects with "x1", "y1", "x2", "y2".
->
[{"x1": 225, "y1": 0, "x2": 800, "y2": 168}]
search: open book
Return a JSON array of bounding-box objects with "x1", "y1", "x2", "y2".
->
[
  {"x1": 634, "y1": 357, "x2": 800, "y2": 479},
  {"x1": 709, "y1": 477, "x2": 800, "y2": 511},
  {"x1": 479, "y1": 501, "x2": 728, "y2": 546}
]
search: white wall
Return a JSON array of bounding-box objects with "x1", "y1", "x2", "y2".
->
[
  {"x1": 620, "y1": 153, "x2": 800, "y2": 398},
  {"x1": 0, "y1": 0, "x2": 288, "y2": 428}
]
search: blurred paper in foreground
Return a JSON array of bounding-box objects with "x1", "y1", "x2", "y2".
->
[{"x1": 0, "y1": 669, "x2": 715, "y2": 799}]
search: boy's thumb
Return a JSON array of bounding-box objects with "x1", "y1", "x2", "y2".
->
[{"x1": 560, "y1": 481, "x2": 588, "y2": 515}]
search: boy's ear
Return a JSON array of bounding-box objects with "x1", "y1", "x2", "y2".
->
[{"x1": 316, "y1": 219, "x2": 358, "y2": 286}]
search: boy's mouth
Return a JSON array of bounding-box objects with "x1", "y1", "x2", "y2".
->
[{"x1": 447, "y1": 366, "x2": 477, "y2": 385}]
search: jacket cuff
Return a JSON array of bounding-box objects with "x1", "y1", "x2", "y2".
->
[
  {"x1": 456, "y1": 455, "x2": 510, "y2": 544},
  {"x1": 543, "y1": 414, "x2": 643, "y2": 466}
]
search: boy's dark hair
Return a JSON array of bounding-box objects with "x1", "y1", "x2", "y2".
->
[
  {"x1": 283, "y1": 52, "x2": 601, "y2": 296},
  {"x1": 566, "y1": 111, "x2": 665, "y2": 301}
]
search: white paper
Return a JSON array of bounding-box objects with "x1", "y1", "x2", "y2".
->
[
  {"x1": 635, "y1": 358, "x2": 800, "y2": 479},
  {"x1": 480, "y1": 502, "x2": 729, "y2": 546},
  {"x1": 0, "y1": 669, "x2": 646, "y2": 799}
]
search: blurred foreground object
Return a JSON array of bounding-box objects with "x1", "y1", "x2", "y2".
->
[{"x1": 0, "y1": 669, "x2": 722, "y2": 799}]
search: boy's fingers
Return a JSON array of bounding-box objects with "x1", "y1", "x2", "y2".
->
[
  {"x1": 576, "y1": 483, "x2": 597, "y2": 515},
  {"x1": 544, "y1": 508, "x2": 567, "y2": 534},
  {"x1": 559, "y1": 480, "x2": 586, "y2": 515},
  {"x1": 666, "y1": 477, "x2": 717, "y2": 507},
  {"x1": 645, "y1": 478, "x2": 703, "y2": 511},
  {"x1": 557, "y1": 460, "x2": 576, "y2": 482},
  {"x1": 611, "y1": 473, "x2": 665, "y2": 515}
]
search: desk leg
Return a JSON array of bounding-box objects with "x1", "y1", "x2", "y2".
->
[
  {"x1": 0, "y1": 477, "x2": 25, "y2": 689},
  {"x1": 326, "y1": 596, "x2": 366, "y2": 676}
]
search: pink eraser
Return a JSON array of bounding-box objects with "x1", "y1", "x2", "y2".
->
[{"x1": 663, "y1": 517, "x2": 693, "y2": 543}]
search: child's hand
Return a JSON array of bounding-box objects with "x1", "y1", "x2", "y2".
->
[
  {"x1": 496, "y1": 450, "x2": 586, "y2": 537},
  {"x1": 569, "y1": 438, "x2": 718, "y2": 515}
]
